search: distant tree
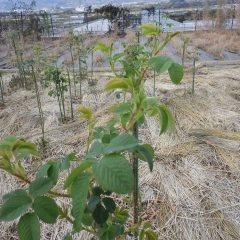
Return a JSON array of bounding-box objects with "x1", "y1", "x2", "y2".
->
[
  {"x1": 95, "y1": 4, "x2": 125, "y2": 32},
  {"x1": 216, "y1": 0, "x2": 226, "y2": 29}
]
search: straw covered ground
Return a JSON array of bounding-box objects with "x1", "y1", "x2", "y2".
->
[{"x1": 0, "y1": 61, "x2": 239, "y2": 239}]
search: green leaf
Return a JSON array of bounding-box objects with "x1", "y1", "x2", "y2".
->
[
  {"x1": 93, "y1": 154, "x2": 133, "y2": 194},
  {"x1": 135, "y1": 144, "x2": 154, "y2": 171},
  {"x1": 108, "y1": 224, "x2": 124, "y2": 238},
  {"x1": 47, "y1": 163, "x2": 59, "y2": 185},
  {"x1": 86, "y1": 141, "x2": 105, "y2": 158},
  {"x1": 72, "y1": 172, "x2": 91, "y2": 231},
  {"x1": 158, "y1": 104, "x2": 175, "y2": 134},
  {"x1": 121, "y1": 60, "x2": 139, "y2": 77},
  {"x1": 29, "y1": 177, "x2": 53, "y2": 198},
  {"x1": 2, "y1": 189, "x2": 27, "y2": 202},
  {"x1": 63, "y1": 233, "x2": 73, "y2": 240},
  {"x1": 92, "y1": 186, "x2": 104, "y2": 196},
  {"x1": 105, "y1": 133, "x2": 138, "y2": 154},
  {"x1": 17, "y1": 213, "x2": 40, "y2": 240},
  {"x1": 82, "y1": 211, "x2": 93, "y2": 226},
  {"x1": 0, "y1": 190, "x2": 32, "y2": 221},
  {"x1": 36, "y1": 163, "x2": 51, "y2": 179},
  {"x1": 33, "y1": 196, "x2": 59, "y2": 224},
  {"x1": 102, "y1": 197, "x2": 116, "y2": 213},
  {"x1": 88, "y1": 195, "x2": 101, "y2": 212},
  {"x1": 168, "y1": 63, "x2": 184, "y2": 84},
  {"x1": 102, "y1": 134, "x2": 111, "y2": 144},
  {"x1": 14, "y1": 141, "x2": 39, "y2": 160},
  {"x1": 111, "y1": 102, "x2": 131, "y2": 115},
  {"x1": 95, "y1": 42, "x2": 110, "y2": 54},
  {"x1": 92, "y1": 204, "x2": 109, "y2": 224},
  {"x1": 60, "y1": 153, "x2": 76, "y2": 170},
  {"x1": 78, "y1": 106, "x2": 93, "y2": 120},
  {"x1": 114, "y1": 208, "x2": 129, "y2": 224},
  {"x1": 148, "y1": 56, "x2": 173, "y2": 74},
  {"x1": 145, "y1": 229, "x2": 158, "y2": 240},
  {"x1": 105, "y1": 78, "x2": 129, "y2": 91},
  {"x1": 139, "y1": 24, "x2": 162, "y2": 36},
  {"x1": 112, "y1": 53, "x2": 125, "y2": 61},
  {"x1": 64, "y1": 159, "x2": 95, "y2": 189}
]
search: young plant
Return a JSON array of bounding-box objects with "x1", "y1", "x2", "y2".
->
[
  {"x1": 192, "y1": 49, "x2": 199, "y2": 95},
  {"x1": 0, "y1": 71, "x2": 4, "y2": 104},
  {"x1": 44, "y1": 67, "x2": 68, "y2": 122},
  {"x1": 181, "y1": 36, "x2": 189, "y2": 67},
  {"x1": 66, "y1": 68, "x2": 74, "y2": 119},
  {"x1": 67, "y1": 31, "x2": 77, "y2": 97},
  {"x1": 29, "y1": 62, "x2": 45, "y2": 145},
  {"x1": 0, "y1": 24, "x2": 183, "y2": 240},
  {"x1": 95, "y1": 23, "x2": 184, "y2": 238},
  {"x1": 7, "y1": 31, "x2": 27, "y2": 88}
]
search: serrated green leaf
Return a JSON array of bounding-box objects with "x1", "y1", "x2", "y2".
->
[
  {"x1": 47, "y1": 163, "x2": 59, "y2": 185},
  {"x1": 82, "y1": 210, "x2": 93, "y2": 226},
  {"x1": 148, "y1": 56, "x2": 173, "y2": 74},
  {"x1": 135, "y1": 144, "x2": 154, "y2": 171},
  {"x1": 29, "y1": 177, "x2": 53, "y2": 198},
  {"x1": 88, "y1": 195, "x2": 101, "y2": 212},
  {"x1": 17, "y1": 213, "x2": 40, "y2": 240},
  {"x1": 36, "y1": 163, "x2": 51, "y2": 179},
  {"x1": 72, "y1": 172, "x2": 91, "y2": 231},
  {"x1": 92, "y1": 186, "x2": 104, "y2": 196},
  {"x1": 60, "y1": 153, "x2": 76, "y2": 170},
  {"x1": 111, "y1": 102, "x2": 131, "y2": 114},
  {"x1": 92, "y1": 204, "x2": 109, "y2": 224},
  {"x1": 64, "y1": 159, "x2": 95, "y2": 189},
  {"x1": 158, "y1": 104, "x2": 175, "y2": 134},
  {"x1": 108, "y1": 224, "x2": 124, "y2": 238},
  {"x1": 105, "y1": 133, "x2": 138, "y2": 154},
  {"x1": 0, "y1": 190, "x2": 32, "y2": 221},
  {"x1": 33, "y1": 196, "x2": 59, "y2": 224},
  {"x1": 102, "y1": 197, "x2": 116, "y2": 213},
  {"x1": 86, "y1": 141, "x2": 105, "y2": 158},
  {"x1": 93, "y1": 154, "x2": 133, "y2": 194},
  {"x1": 105, "y1": 78, "x2": 129, "y2": 91},
  {"x1": 2, "y1": 189, "x2": 27, "y2": 203},
  {"x1": 168, "y1": 63, "x2": 184, "y2": 84}
]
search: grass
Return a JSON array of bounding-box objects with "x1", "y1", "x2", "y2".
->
[
  {"x1": 0, "y1": 55, "x2": 240, "y2": 240},
  {"x1": 185, "y1": 29, "x2": 240, "y2": 59}
]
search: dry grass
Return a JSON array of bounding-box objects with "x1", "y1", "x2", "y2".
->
[
  {"x1": 125, "y1": 30, "x2": 137, "y2": 43},
  {"x1": 0, "y1": 62, "x2": 240, "y2": 239},
  {"x1": 93, "y1": 52, "x2": 105, "y2": 67},
  {"x1": 184, "y1": 30, "x2": 240, "y2": 59}
]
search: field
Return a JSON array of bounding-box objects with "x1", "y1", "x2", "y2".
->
[
  {"x1": 0, "y1": 59, "x2": 240, "y2": 239},
  {"x1": 0, "y1": 4, "x2": 240, "y2": 239}
]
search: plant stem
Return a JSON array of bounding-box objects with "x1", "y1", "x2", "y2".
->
[
  {"x1": 132, "y1": 123, "x2": 139, "y2": 240},
  {"x1": 192, "y1": 57, "x2": 196, "y2": 95},
  {"x1": 13, "y1": 173, "x2": 70, "y2": 198},
  {"x1": 0, "y1": 72, "x2": 4, "y2": 103},
  {"x1": 70, "y1": 46, "x2": 77, "y2": 97},
  {"x1": 78, "y1": 55, "x2": 82, "y2": 99},
  {"x1": 55, "y1": 67, "x2": 64, "y2": 121},
  {"x1": 67, "y1": 68, "x2": 74, "y2": 119},
  {"x1": 153, "y1": 69, "x2": 156, "y2": 96},
  {"x1": 31, "y1": 65, "x2": 45, "y2": 145}
]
